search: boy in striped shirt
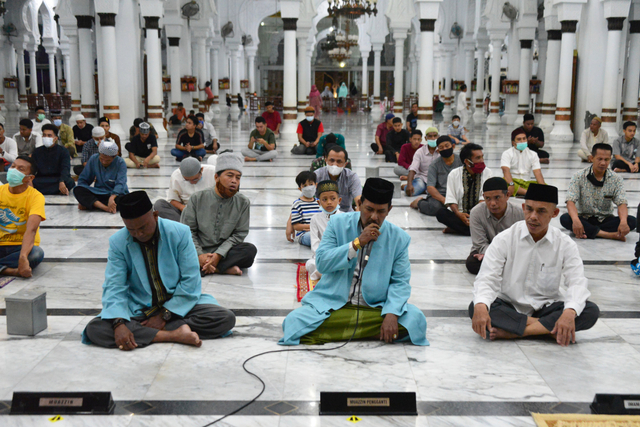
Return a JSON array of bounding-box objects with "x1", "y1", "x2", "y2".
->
[{"x1": 290, "y1": 171, "x2": 321, "y2": 246}]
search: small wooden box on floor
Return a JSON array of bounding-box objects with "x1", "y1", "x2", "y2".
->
[{"x1": 6, "y1": 290, "x2": 47, "y2": 336}]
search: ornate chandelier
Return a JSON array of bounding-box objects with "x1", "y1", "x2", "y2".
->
[
  {"x1": 335, "y1": 33, "x2": 358, "y2": 50},
  {"x1": 328, "y1": 47, "x2": 352, "y2": 63},
  {"x1": 327, "y1": 0, "x2": 378, "y2": 19}
]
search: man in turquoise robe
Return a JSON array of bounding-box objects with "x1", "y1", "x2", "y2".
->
[
  {"x1": 280, "y1": 178, "x2": 428, "y2": 346},
  {"x1": 83, "y1": 191, "x2": 235, "y2": 350}
]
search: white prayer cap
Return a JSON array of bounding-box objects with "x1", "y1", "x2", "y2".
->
[
  {"x1": 75, "y1": 114, "x2": 86, "y2": 122},
  {"x1": 92, "y1": 127, "x2": 106, "y2": 137},
  {"x1": 98, "y1": 140, "x2": 119, "y2": 157},
  {"x1": 180, "y1": 157, "x2": 202, "y2": 178}
]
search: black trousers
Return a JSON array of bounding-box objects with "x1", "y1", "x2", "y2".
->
[
  {"x1": 84, "y1": 304, "x2": 236, "y2": 348},
  {"x1": 468, "y1": 298, "x2": 600, "y2": 337},
  {"x1": 612, "y1": 159, "x2": 639, "y2": 172},
  {"x1": 33, "y1": 176, "x2": 76, "y2": 195},
  {"x1": 466, "y1": 251, "x2": 482, "y2": 275},
  {"x1": 204, "y1": 242, "x2": 258, "y2": 275},
  {"x1": 73, "y1": 164, "x2": 85, "y2": 176},
  {"x1": 73, "y1": 186, "x2": 123, "y2": 210},
  {"x1": 436, "y1": 208, "x2": 471, "y2": 236},
  {"x1": 560, "y1": 213, "x2": 637, "y2": 239},
  {"x1": 528, "y1": 144, "x2": 549, "y2": 159},
  {"x1": 369, "y1": 143, "x2": 397, "y2": 163}
]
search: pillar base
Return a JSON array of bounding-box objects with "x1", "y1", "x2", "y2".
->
[
  {"x1": 393, "y1": 105, "x2": 403, "y2": 115},
  {"x1": 280, "y1": 118, "x2": 298, "y2": 134},
  {"x1": 229, "y1": 104, "x2": 240, "y2": 117},
  {"x1": 146, "y1": 118, "x2": 167, "y2": 139},
  {"x1": 442, "y1": 106, "x2": 453, "y2": 121},
  {"x1": 487, "y1": 112, "x2": 502, "y2": 125},
  {"x1": 501, "y1": 112, "x2": 517, "y2": 126},
  {"x1": 601, "y1": 122, "x2": 620, "y2": 140},
  {"x1": 370, "y1": 101, "x2": 381, "y2": 118},
  {"x1": 549, "y1": 121, "x2": 574, "y2": 141},
  {"x1": 473, "y1": 109, "x2": 486, "y2": 122}
]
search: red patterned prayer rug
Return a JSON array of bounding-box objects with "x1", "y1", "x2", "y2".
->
[{"x1": 296, "y1": 262, "x2": 316, "y2": 302}]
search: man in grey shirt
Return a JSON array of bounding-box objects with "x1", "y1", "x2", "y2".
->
[
  {"x1": 467, "y1": 177, "x2": 524, "y2": 274},
  {"x1": 410, "y1": 136, "x2": 462, "y2": 216},
  {"x1": 181, "y1": 153, "x2": 257, "y2": 276},
  {"x1": 314, "y1": 146, "x2": 362, "y2": 212},
  {"x1": 611, "y1": 121, "x2": 639, "y2": 173}
]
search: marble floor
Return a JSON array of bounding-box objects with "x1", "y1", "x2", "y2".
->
[{"x1": 1, "y1": 109, "x2": 640, "y2": 426}]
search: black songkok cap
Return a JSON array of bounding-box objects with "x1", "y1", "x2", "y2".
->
[
  {"x1": 483, "y1": 177, "x2": 509, "y2": 192},
  {"x1": 98, "y1": 116, "x2": 110, "y2": 125},
  {"x1": 362, "y1": 178, "x2": 394, "y2": 205},
  {"x1": 316, "y1": 180, "x2": 339, "y2": 197},
  {"x1": 524, "y1": 183, "x2": 558, "y2": 204},
  {"x1": 119, "y1": 191, "x2": 153, "y2": 219}
]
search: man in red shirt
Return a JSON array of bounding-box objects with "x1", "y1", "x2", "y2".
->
[
  {"x1": 261, "y1": 102, "x2": 282, "y2": 136},
  {"x1": 372, "y1": 113, "x2": 395, "y2": 154},
  {"x1": 395, "y1": 129, "x2": 424, "y2": 181}
]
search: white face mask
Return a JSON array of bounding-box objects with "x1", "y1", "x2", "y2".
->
[
  {"x1": 453, "y1": 121, "x2": 460, "y2": 127},
  {"x1": 306, "y1": 116, "x2": 314, "y2": 122},
  {"x1": 327, "y1": 165, "x2": 344, "y2": 176},
  {"x1": 42, "y1": 137, "x2": 55, "y2": 148},
  {"x1": 301, "y1": 185, "x2": 316, "y2": 198}
]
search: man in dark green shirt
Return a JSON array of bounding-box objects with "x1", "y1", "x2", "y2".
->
[{"x1": 242, "y1": 116, "x2": 277, "y2": 162}]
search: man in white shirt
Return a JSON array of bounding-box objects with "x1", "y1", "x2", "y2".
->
[
  {"x1": 195, "y1": 113, "x2": 219, "y2": 153},
  {"x1": 436, "y1": 143, "x2": 492, "y2": 235},
  {"x1": 578, "y1": 117, "x2": 609, "y2": 162},
  {"x1": 501, "y1": 128, "x2": 546, "y2": 196},
  {"x1": 0, "y1": 123, "x2": 18, "y2": 170},
  {"x1": 470, "y1": 184, "x2": 600, "y2": 346},
  {"x1": 31, "y1": 105, "x2": 51, "y2": 135},
  {"x1": 153, "y1": 157, "x2": 217, "y2": 222}
]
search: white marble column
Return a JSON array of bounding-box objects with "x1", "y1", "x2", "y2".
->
[
  {"x1": 487, "y1": 34, "x2": 503, "y2": 125},
  {"x1": 55, "y1": 52, "x2": 64, "y2": 92},
  {"x1": 539, "y1": 30, "x2": 561, "y2": 130},
  {"x1": 16, "y1": 44, "x2": 28, "y2": 110},
  {"x1": 464, "y1": 44, "x2": 474, "y2": 108},
  {"x1": 281, "y1": 18, "x2": 298, "y2": 133},
  {"x1": 361, "y1": 49, "x2": 369, "y2": 105},
  {"x1": 191, "y1": 43, "x2": 199, "y2": 111},
  {"x1": 66, "y1": 32, "x2": 81, "y2": 115},
  {"x1": 601, "y1": 17, "x2": 626, "y2": 138},
  {"x1": 28, "y1": 47, "x2": 38, "y2": 95},
  {"x1": 142, "y1": 16, "x2": 166, "y2": 137},
  {"x1": 418, "y1": 19, "x2": 435, "y2": 124},
  {"x1": 76, "y1": 16, "x2": 96, "y2": 119},
  {"x1": 246, "y1": 47, "x2": 257, "y2": 94},
  {"x1": 297, "y1": 31, "x2": 309, "y2": 118},
  {"x1": 370, "y1": 44, "x2": 382, "y2": 117},
  {"x1": 550, "y1": 20, "x2": 578, "y2": 141},
  {"x1": 473, "y1": 46, "x2": 487, "y2": 122},
  {"x1": 97, "y1": 13, "x2": 125, "y2": 138},
  {"x1": 168, "y1": 37, "x2": 181, "y2": 108},
  {"x1": 409, "y1": 55, "x2": 417, "y2": 94},
  {"x1": 433, "y1": 47, "x2": 442, "y2": 99},
  {"x1": 623, "y1": 21, "x2": 640, "y2": 123},
  {"x1": 197, "y1": 37, "x2": 208, "y2": 112},
  {"x1": 515, "y1": 39, "x2": 533, "y2": 125},
  {"x1": 442, "y1": 49, "x2": 453, "y2": 120},
  {"x1": 46, "y1": 50, "x2": 57, "y2": 93},
  {"x1": 392, "y1": 30, "x2": 407, "y2": 114},
  {"x1": 229, "y1": 46, "x2": 241, "y2": 117},
  {"x1": 211, "y1": 43, "x2": 221, "y2": 114}
]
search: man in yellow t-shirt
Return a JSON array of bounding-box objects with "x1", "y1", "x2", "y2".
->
[{"x1": 0, "y1": 155, "x2": 46, "y2": 277}]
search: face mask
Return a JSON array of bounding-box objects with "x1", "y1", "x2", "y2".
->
[
  {"x1": 427, "y1": 139, "x2": 437, "y2": 148},
  {"x1": 452, "y1": 121, "x2": 460, "y2": 126},
  {"x1": 468, "y1": 161, "x2": 486, "y2": 174},
  {"x1": 306, "y1": 116, "x2": 314, "y2": 122},
  {"x1": 516, "y1": 142, "x2": 528, "y2": 151},
  {"x1": 327, "y1": 165, "x2": 344, "y2": 176},
  {"x1": 199, "y1": 121, "x2": 204, "y2": 126},
  {"x1": 6, "y1": 168, "x2": 26, "y2": 187},
  {"x1": 216, "y1": 181, "x2": 238, "y2": 199},
  {"x1": 321, "y1": 205, "x2": 339, "y2": 215},
  {"x1": 587, "y1": 166, "x2": 605, "y2": 187},
  {"x1": 42, "y1": 137, "x2": 55, "y2": 148},
  {"x1": 37, "y1": 114, "x2": 45, "y2": 121},
  {"x1": 53, "y1": 119, "x2": 62, "y2": 127},
  {"x1": 439, "y1": 147, "x2": 454, "y2": 158},
  {"x1": 301, "y1": 185, "x2": 316, "y2": 199}
]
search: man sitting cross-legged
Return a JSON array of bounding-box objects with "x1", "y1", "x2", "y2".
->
[
  {"x1": 242, "y1": 116, "x2": 278, "y2": 162},
  {"x1": 470, "y1": 184, "x2": 600, "y2": 346},
  {"x1": 73, "y1": 140, "x2": 129, "y2": 213},
  {"x1": 466, "y1": 177, "x2": 524, "y2": 275},
  {"x1": 154, "y1": 157, "x2": 216, "y2": 222},
  {"x1": 280, "y1": 178, "x2": 428, "y2": 346},
  {"x1": 560, "y1": 143, "x2": 636, "y2": 241},
  {"x1": 181, "y1": 153, "x2": 257, "y2": 276},
  {"x1": 501, "y1": 128, "x2": 545, "y2": 197},
  {"x1": 82, "y1": 191, "x2": 235, "y2": 350}
]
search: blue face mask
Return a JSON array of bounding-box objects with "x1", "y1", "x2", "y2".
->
[
  {"x1": 6, "y1": 168, "x2": 26, "y2": 187},
  {"x1": 306, "y1": 116, "x2": 314, "y2": 122},
  {"x1": 516, "y1": 142, "x2": 528, "y2": 151},
  {"x1": 53, "y1": 119, "x2": 62, "y2": 127},
  {"x1": 427, "y1": 139, "x2": 437, "y2": 148},
  {"x1": 321, "y1": 205, "x2": 339, "y2": 215}
]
